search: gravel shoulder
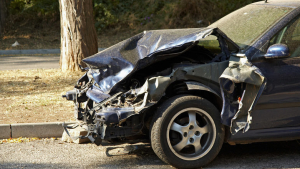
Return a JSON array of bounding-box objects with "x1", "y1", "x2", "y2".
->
[{"x1": 1, "y1": 139, "x2": 300, "y2": 169}]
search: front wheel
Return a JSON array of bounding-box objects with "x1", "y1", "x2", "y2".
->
[{"x1": 151, "y1": 95, "x2": 224, "y2": 168}]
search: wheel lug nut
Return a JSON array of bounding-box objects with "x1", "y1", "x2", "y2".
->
[
  {"x1": 195, "y1": 131, "x2": 200, "y2": 136},
  {"x1": 183, "y1": 132, "x2": 187, "y2": 137},
  {"x1": 189, "y1": 138, "x2": 194, "y2": 143},
  {"x1": 189, "y1": 125, "x2": 194, "y2": 130}
]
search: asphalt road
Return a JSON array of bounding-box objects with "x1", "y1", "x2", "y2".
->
[
  {"x1": 0, "y1": 55, "x2": 59, "y2": 70},
  {"x1": 1, "y1": 139, "x2": 300, "y2": 169}
]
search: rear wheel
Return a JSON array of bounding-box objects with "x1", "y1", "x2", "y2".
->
[{"x1": 151, "y1": 95, "x2": 224, "y2": 168}]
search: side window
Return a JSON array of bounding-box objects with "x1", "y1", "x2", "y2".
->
[
  {"x1": 291, "y1": 21, "x2": 300, "y2": 40},
  {"x1": 270, "y1": 15, "x2": 300, "y2": 57}
]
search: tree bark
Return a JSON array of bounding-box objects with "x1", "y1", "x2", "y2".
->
[{"x1": 59, "y1": 0, "x2": 98, "y2": 71}]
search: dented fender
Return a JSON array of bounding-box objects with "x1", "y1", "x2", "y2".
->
[
  {"x1": 185, "y1": 81, "x2": 221, "y2": 98},
  {"x1": 220, "y1": 54, "x2": 266, "y2": 135}
]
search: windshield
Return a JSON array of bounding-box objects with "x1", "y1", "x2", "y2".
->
[{"x1": 208, "y1": 4, "x2": 293, "y2": 49}]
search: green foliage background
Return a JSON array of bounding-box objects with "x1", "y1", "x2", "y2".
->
[{"x1": 8, "y1": 0, "x2": 260, "y2": 32}]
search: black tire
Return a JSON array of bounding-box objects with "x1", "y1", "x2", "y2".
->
[{"x1": 150, "y1": 95, "x2": 224, "y2": 169}]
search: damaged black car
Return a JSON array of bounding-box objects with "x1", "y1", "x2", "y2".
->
[{"x1": 63, "y1": 1, "x2": 300, "y2": 168}]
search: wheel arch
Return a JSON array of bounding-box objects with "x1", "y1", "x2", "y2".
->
[{"x1": 165, "y1": 80, "x2": 223, "y2": 112}]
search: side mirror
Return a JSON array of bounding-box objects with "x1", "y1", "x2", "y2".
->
[{"x1": 264, "y1": 44, "x2": 290, "y2": 59}]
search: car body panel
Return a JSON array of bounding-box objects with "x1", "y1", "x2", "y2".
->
[{"x1": 227, "y1": 126, "x2": 300, "y2": 144}]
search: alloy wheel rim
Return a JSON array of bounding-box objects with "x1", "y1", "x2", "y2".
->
[{"x1": 166, "y1": 107, "x2": 216, "y2": 160}]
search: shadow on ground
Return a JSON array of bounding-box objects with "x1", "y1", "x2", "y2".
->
[
  {"x1": 1, "y1": 140, "x2": 300, "y2": 168},
  {"x1": 98, "y1": 140, "x2": 300, "y2": 168}
]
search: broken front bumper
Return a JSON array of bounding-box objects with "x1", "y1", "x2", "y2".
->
[
  {"x1": 95, "y1": 107, "x2": 135, "y2": 124},
  {"x1": 62, "y1": 105, "x2": 143, "y2": 145}
]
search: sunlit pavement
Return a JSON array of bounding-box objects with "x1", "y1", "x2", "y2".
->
[{"x1": 0, "y1": 55, "x2": 59, "y2": 70}]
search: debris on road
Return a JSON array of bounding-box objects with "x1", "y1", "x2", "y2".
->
[{"x1": 61, "y1": 124, "x2": 91, "y2": 144}]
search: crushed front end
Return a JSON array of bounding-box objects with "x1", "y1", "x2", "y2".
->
[{"x1": 62, "y1": 70, "x2": 152, "y2": 145}]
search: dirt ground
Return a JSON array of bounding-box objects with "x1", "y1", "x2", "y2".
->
[{"x1": 0, "y1": 69, "x2": 83, "y2": 124}]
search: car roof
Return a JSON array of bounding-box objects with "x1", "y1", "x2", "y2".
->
[{"x1": 253, "y1": 0, "x2": 300, "y2": 8}]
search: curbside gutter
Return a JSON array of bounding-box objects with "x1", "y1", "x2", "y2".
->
[
  {"x1": 0, "y1": 48, "x2": 106, "y2": 56},
  {"x1": 0, "y1": 122, "x2": 76, "y2": 139}
]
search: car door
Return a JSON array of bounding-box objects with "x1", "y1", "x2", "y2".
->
[{"x1": 251, "y1": 15, "x2": 300, "y2": 129}]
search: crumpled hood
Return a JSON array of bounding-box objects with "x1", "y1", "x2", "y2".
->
[{"x1": 82, "y1": 28, "x2": 215, "y2": 94}]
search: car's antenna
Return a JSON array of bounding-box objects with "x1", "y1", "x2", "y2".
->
[{"x1": 265, "y1": 0, "x2": 268, "y2": 3}]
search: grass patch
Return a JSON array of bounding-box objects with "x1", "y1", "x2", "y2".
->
[{"x1": 0, "y1": 69, "x2": 83, "y2": 124}]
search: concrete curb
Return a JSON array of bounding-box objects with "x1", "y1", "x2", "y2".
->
[
  {"x1": 0, "y1": 48, "x2": 106, "y2": 55},
  {"x1": 0, "y1": 124, "x2": 10, "y2": 139},
  {"x1": 0, "y1": 122, "x2": 76, "y2": 139}
]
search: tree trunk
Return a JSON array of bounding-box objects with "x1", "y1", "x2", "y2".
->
[
  {"x1": 59, "y1": 0, "x2": 98, "y2": 71},
  {"x1": 0, "y1": 0, "x2": 8, "y2": 35}
]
